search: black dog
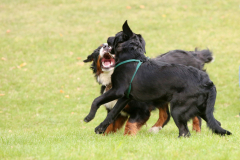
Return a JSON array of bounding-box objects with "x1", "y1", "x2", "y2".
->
[
  {"x1": 84, "y1": 43, "x2": 154, "y2": 135},
  {"x1": 84, "y1": 44, "x2": 214, "y2": 134},
  {"x1": 151, "y1": 48, "x2": 214, "y2": 132},
  {"x1": 84, "y1": 21, "x2": 231, "y2": 137}
]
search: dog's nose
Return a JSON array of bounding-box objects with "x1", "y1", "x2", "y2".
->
[{"x1": 102, "y1": 43, "x2": 108, "y2": 49}]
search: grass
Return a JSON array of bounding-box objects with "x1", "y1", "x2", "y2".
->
[{"x1": 0, "y1": 0, "x2": 240, "y2": 159}]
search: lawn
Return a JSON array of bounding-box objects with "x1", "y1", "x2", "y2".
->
[{"x1": 0, "y1": 0, "x2": 240, "y2": 159}]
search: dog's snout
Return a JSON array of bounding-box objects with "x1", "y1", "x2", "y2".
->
[
  {"x1": 107, "y1": 37, "x2": 115, "y2": 46},
  {"x1": 102, "y1": 43, "x2": 108, "y2": 48}
]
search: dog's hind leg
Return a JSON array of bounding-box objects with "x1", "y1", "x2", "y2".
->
[
  {"x1": 198, "y1": 86, "x2": 231, "y2": 135},
  {"x1": 192, "y1": 116, "x2": 202, "y2": 132},
  {"x1": 171, "y1": 104, "x2": 191, "y2": 138},
  {"x1": 149, "y1": 103, "x2": 170, "y2": 133},
  {"x1": 124, "y1": 108, "x2": 151, "y2": 135}
]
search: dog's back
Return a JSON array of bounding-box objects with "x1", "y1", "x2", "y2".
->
[
  {"x1": 155, "y1": 49, "x2": 213, "y2": 70},
  {"x1": 130, "y1": 60, "x2": 212, "y2": 101}
]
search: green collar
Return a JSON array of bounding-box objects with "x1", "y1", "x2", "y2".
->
[{"x1": 114, "y1": 59, "x2": 142, "y2": 98}]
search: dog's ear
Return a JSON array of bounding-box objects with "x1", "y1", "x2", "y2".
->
[
  {"x1": 83, "y1": 54, "x2": 93, "y2": 63},
  {"x1": 137, "y1": 34, "x2": 146, "y2": 54},
  {"x1": 122, "y1": 20, "x2": 133, "y2": 37}
]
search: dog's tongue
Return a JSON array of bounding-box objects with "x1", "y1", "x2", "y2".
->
[{"x1": 104, "y1": 61, "x2": 111, "y2": 66}]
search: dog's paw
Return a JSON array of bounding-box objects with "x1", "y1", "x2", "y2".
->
[
  {"x1": 95, "y1": 127, "x2": 105, "y2": 134},
  {"x1": 84, "y1": 115, "x2": 93, "y2": 123},
  {"x1": 178, "y1": 132, "x2": 191, "y2": 138},
  {"x1": 148, "y1": 126, "x2": 162, "y2": 133},
  {"x1": 95, "y1": 124, "x2": 107, "y2": 134}
]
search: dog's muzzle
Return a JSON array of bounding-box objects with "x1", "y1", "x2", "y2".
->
[
  {"x1": 107, "y1": 37, "x2": 115, "y2": 52},
  {"x1": 100, "y1": 43, "x2": 115, "y2": 70}
]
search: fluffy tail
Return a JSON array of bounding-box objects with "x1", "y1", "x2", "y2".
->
[
  {"x1": 205, "y1": 85, "x2": 231, "y2": 135},
  {"x1": 194, "y1": 49, "x2": 214, "y2": 63}
]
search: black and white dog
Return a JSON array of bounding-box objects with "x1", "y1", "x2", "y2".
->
[{"x1": 84, "y1": 21, "x2": 231, "y2": 137}]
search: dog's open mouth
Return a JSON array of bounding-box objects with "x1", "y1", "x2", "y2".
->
[{"x1": 101, "y1": 53, "x2": 115, "y2": 70}]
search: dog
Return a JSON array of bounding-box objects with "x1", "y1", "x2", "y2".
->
[
  {"x1": 84, "y1": 43, "x2": 216, "y2": 135},
  {"x1": 150, "y1": 48, "x2": 214, "y2": 132},
  {"x1": 84, "y1": 21, "x2": 231, "y2": 137},
  {"x1": 84, "y1": 44, "x2": 153, "y2": 135}
]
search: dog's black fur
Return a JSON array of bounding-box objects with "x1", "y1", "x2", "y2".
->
[
  {"x1": 155, "y1": 49, "x2": 213, "y2": 71},
  {"x1": 84, "y1": 44, "x2": 216, "y2": 134},
  {"x1": 84, "y1": 44, "x2": 155, "y2": 135},
  {"x1": 84, "y1": 21, "x2": 231, "y2": 137}
]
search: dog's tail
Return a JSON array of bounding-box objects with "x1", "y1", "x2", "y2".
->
[
  {"x1": 205, "y1": 85, "x2": 231, "y2": 135},
  {"x1": 194, "y1": 49, "x2": 214, "y2": 64}
]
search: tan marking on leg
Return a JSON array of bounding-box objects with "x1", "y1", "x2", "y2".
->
[
  {"x1": 124, "y1": 116, "x2": 149, "y2": 136},
  {"x1": 104, "y1": 115, "x2": 128, "y2": 135},
  {"x1": 104, "y1": 123, "x2": 114, "y2": 135},
  {"x1": 192, "y1": 116, "x2": 201, "y2": 132},
  {"x1": 152, "y1": 103, "x2": 169, "y2": 128},
  {"x1": 124, "y1": 121, "x2": 139, "y2": 136},
  {"x1": 112, "y1": 115, "x2": 128, "y2": 132}
]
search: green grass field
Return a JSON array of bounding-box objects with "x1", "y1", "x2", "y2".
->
[{"x1": 0, "y1": 0, "x2": 240, "y2": 159}]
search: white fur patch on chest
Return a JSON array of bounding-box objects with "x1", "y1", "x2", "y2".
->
[
  {"x1": 97, "y1": 69, "x2": 113, "y2": 86},
  {"x1": 104, "y1": 99, "x2": 118, "y2": 110}
]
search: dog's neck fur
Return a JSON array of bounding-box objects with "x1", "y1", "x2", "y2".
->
[
  {"x1": 97, "y1": 69, "x2": 113, "y2": 86},
  {"x1": 117, "y1": 37, "x2": 148, "y2": 63},
  {"x1": 134, "y1": 53, "x2": 148, "y2": 62},
  {"x1": 117, "y1": 49, "x2": 148, "y2": 63}
]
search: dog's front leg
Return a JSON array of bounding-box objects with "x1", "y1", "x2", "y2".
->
[
  {"x1": 95, "y1": 96, "x2": 131, "y2": 134},
  {"x1": 84, "y1": 89, "x2": 124, "y2": 122}
]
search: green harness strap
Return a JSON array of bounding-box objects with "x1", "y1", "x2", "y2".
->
[{"x1": 114, "y1": 59, "x2": 143, "y2": 98}]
